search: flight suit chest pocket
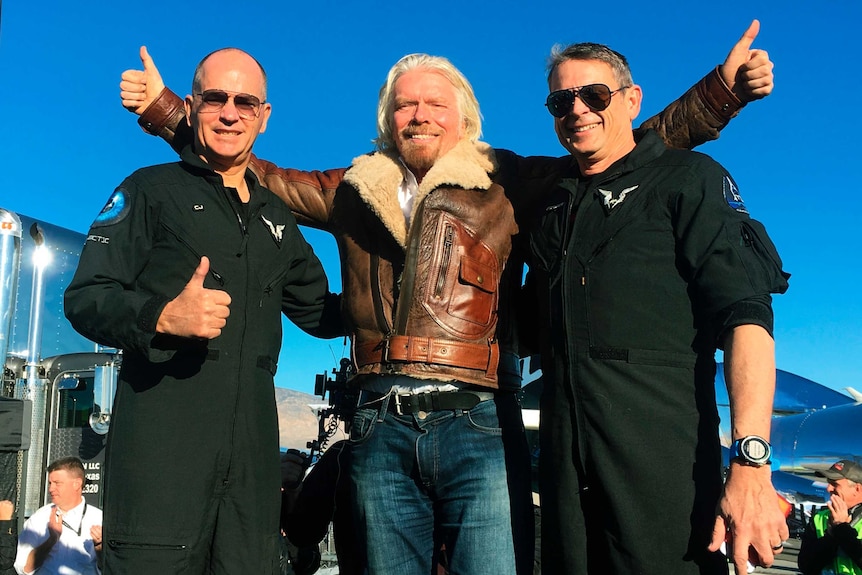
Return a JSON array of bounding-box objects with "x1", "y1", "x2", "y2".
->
[
  {"x1": 529, "y1": 200, "x2": 567, "y2": 275},
  {"x1": 422, "y1": 215, "x2": 499, "y2": 339},
  {"x1": 155, "y1": 217, "x2": 224, "y2": 289}
]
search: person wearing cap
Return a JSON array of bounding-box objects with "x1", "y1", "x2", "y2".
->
[{"x1": 798, "y1": 460, "x2": 862, "y2": 575}]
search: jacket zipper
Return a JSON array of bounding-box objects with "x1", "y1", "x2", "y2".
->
[
  {"x1": 434, "y1": 224, "x2": 455, "y2": 298},
  {"x1": 369, "y1": 254, "x2": 393, "y2": 334},
  {"x1": 217, "y1": 180, "x2": 259, "y2": 489},
  {"x1": 236, "y1": 203, "x2": 261, "y2": 257},
  {"x1": 393, "y1": 202, "x2": 426, "y2": 334}
]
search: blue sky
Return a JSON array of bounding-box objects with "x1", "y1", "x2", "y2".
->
[{"x1": 1, "y1": 1, "x2": 860, "y2": 396}]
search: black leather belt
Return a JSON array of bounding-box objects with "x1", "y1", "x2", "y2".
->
[{"x1": 359, "y1": 389, "x2": 493, "y2": 416}]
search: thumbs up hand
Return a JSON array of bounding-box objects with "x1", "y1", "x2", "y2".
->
[
  {"x1": 156, "y1": 257, "x2": 231, "y2": 339},
  {"x1": 120, "y1": 45, "x2": 167, "y2": 115},
  {"x1": 719, "y1": 20, "x2": 774, "y2": 102}
]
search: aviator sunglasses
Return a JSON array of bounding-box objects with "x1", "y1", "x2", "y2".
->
[
  {"x1": 545, "y1": 83, "x2": 629, "y2": 118},
  {"x1": 195, "y1": 90, "x2": 265, "y2": 119}
]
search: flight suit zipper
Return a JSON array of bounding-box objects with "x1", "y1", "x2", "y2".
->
[{"x1": 160, "y1": 222, "x2": 225, "y2": 286}]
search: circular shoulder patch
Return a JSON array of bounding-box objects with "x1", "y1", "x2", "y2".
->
[
  {"x1": 92, "y1": 188, "x2": 131, "y2": 228},
  {"x1": 722, "y1": 175, "x2": 748, "y2": 214}
]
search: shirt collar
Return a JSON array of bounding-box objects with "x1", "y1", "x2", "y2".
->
[
  {"x1": 397, "y1": 157, "x2": 419, "y2": 223},
  {"x1": 59, "y1": 498, "x2": 86, "y2": 521}
]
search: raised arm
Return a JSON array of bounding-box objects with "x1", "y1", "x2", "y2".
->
[
  {"x1": 637, "y1": 19, "x2": 774, "y2": 149},
  {"x1": 119, "y1": 47, "x2": 347, "y2": 229}
]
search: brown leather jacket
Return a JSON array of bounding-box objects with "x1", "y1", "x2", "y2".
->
[{"x1": 135, "y1": 67, "x2": 745, "y2": 390}]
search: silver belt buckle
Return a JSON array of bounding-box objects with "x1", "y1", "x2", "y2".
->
[{"x1": 394, "y1": 392, "x2": 407, "y2": 415}]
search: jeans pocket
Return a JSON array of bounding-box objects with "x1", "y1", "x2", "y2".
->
[
  {"x1": 349, "y1": 407, "x2": 378, "y2": 445},
  {"x1": 465, "y1": 399, "x2": 503, "y2": 435}
]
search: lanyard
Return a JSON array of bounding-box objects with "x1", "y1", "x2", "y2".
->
[{"x1": 61, "y1": 502, "x2": 87, "y2": 536}]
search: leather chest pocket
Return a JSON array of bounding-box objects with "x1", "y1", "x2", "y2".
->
[{"x1": 422, "y1": 215, "x2": 499, "y2": 339}]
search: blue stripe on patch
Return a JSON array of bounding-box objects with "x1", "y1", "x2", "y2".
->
[{"x1": 92, "y1": 188, "x2": 131, "y2": 227}]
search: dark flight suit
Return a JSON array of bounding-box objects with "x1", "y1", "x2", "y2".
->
[
  {"x1": 65, "y1": 146, "x2": 340, "y2": 575},
  {"x1": 527, "y1": 130, "x2": 789, "y2": 575}
]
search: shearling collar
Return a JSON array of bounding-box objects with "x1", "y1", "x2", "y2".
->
[{"x1": 343, "y1": 139, "x2": 498, "y2": 247}]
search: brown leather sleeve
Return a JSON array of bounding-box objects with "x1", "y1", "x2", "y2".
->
[
  {"x1": 251, "y1": 156, "x2": 348, "y2": 229},
  {"x1": 137, "y1": 87, "x2": 188, "y2": 153},
  {"x1": 136, "y1": 87, "x2": 348, "y2": 228},
  {"x1": 636, "y1": 66, "x2": 745, "y2": 150}
]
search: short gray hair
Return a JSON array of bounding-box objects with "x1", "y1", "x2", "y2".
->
[
  {"x1": 546, "y1": 42, "x2": 633, "y2": 89},
  {"x1": 374, "y1": 53, "x2": 482, "y2": 151}
]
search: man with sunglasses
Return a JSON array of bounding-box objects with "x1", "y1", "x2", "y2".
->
[
  {"x1": 115, "y1": 23, "x2": 773, "y2": 575},
  {"x1": 524, "y1": 41, "x2": 790, "y2": 575},
  {"x1": 65, "y1": 48, "x2": 341, "y2": 574},
  {"x1": 15, "y1": 457, "x2": 103, "y2": 575}
]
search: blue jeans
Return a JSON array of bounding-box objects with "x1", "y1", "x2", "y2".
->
[{"x1": 349, "y1": 388, "x2": 516, "y2": 575}]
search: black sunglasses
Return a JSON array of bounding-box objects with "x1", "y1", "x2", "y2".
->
[
  {"x1": 545, "y1": 84, "x2": 629, "y2": 118},
  {"x1": 195, "y1": 90, "x2": 265, "y2": 119}
]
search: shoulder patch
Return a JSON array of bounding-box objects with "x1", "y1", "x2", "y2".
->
[
  {"x1": 722, "y1": 175, "x2": 748, "y2": 214},
  {"x1": 92, "y1": 188, "x2": 131, "y2": 228}
]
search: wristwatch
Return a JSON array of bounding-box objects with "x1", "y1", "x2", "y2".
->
[{"x1": 729, "y1": 435, "x2": 772, "y2": 467}]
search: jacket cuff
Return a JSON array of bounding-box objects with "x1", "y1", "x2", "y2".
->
[
  {"x1": 714, "y1": 297, "x2": 774, "y2": 349},
  {"x1": 138, "y1": 293, "x2": 170, "y2": 335},
  {"x1": 696, "y1": 66, "x2": 745, "y2": 125},
  {"x1": 0, "y1": 518, "x2": 14, "y2": 535},
  {"x1": 138, "y1": 87, "x2": 186, "y2": 140}
]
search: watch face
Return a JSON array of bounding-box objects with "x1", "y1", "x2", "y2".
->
[{"x1": 741, "y1": 436, "x2": 771, "y2": 464}]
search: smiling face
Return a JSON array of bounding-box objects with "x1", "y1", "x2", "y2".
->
[
  {"x1": 828, "y1": 478, "x2": 862, "y2": 507},
  {"x1": 549, "y1": 58, "x2": 641, "y2": 176},
  {"x1": 392, "y1": 69, "x2": 465, "y2": 181},
  {"x1": 184, "y1": 49, "x2": 271, "y2": 175}
]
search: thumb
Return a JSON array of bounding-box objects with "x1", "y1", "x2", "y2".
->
[
  {"x1": 139, "y1": 45, "x2": 155, "y2": 71},
  {"x1": 188, "y1": 256, "x2": 210, "y2": 288},
  {"x1": 139, "y1": 45, "x2": 165, "y2": 87},
  {"x1": 708, "y1": 515, "x2": 728, "y2": 552},
  {"x1": 728, "y1": 19, "x2": 760, "y2": 61}
]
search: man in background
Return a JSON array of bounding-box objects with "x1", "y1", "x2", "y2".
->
[
  {"x1": 15, "y1": 457, "x2": 102, "y2": 575},
  {"x1": 799, "y1": 460, "x2": 862, "y2": 574}
]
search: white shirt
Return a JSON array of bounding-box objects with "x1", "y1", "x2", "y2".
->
[
  {"x1": 397, "y1": 159, "x2": 418, "y2": 226},
  {"x1": 15, "y1": 499, "x2": 102, "y2": 575}
]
